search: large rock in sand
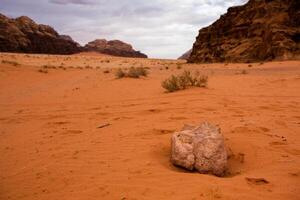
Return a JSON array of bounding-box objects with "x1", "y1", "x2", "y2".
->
[{"x1": 171, "y1": 122, "x2": 227, "y2": 176}]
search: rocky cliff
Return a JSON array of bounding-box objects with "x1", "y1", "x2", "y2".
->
[
  {"x1": 189, "y1": 0, "x2": 300, "y2": 63},
  {"x1": 84, "y1": 39, "x2": 147, "y2": 58},
  {"x1": 0, "y1": 14, "x2": 82, "y2": 54},
  {"x1": 178, "y1": 49, "x2": 192, "y2": 60}
]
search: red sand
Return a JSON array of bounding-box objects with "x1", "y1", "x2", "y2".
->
[{"x1": 0, "y1": 53, "x2": 299, "y2": 200}]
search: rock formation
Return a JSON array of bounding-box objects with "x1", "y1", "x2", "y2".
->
[
  {"x1": 171, "y1": 122, "x2": 227, "y2": 176},
  {"x1": 84, "y1": 39, "x2": 147, "y2": 58},
  {"x1": 178, "y1": 49, "x2": 192, "y2": 60},
  {"x1": 189, "y1": 0, "x2": 300, "y2": 63},
  {"x1": 0, "y1": 13, "x2": 81, "y2": 54}
]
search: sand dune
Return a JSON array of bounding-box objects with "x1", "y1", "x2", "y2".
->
[{"x1": 0, "y1": 53, "x2": 299, "y2": 200}]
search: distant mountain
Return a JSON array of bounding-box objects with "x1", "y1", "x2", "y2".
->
[
  {"x1": 178, "y1": 49, "x2": 192, "y2": 60},
  {"x1": 0, "y1": 13, "x2": 81, "y2": 54},
  {"x1": 189, "y1": 0, "x2": 300, "y2": 63},
  {"x1": 84, "y1": 39, "x2": 147, "y2": 58},
  {"x1": 0, "y1": 13, "x2": 148, "y2": 58}
]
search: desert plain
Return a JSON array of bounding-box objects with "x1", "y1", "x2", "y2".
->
[{"x1": 0, "y1": 52, "x2": 299, "y2": 200}]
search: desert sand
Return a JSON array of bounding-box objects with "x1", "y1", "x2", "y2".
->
[{"x1": 0, "y1": 52, "x2": 299, "y2": 200}]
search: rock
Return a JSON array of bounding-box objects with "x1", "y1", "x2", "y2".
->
[
  {"x1": 178, "y1": 49, "x2": 192, "y2": 60},
  {"x1": 189, "y1": 0, "x2": 300, "y2": 63},
  {"x1": 171, "y1": 122, "x2": 227, "y2": 176},
  {"x1": 0, "y1": 13, "x2": 81, "y2": 54},
  {"x1": 84, "y1": 39, "x2": 147, "y2": 58}
]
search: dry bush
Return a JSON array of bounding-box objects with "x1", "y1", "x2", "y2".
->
[
  {"x1": 103, "y1": 69, "x2": 110, "y2": 73},
  {"x1": 162, "y1": 70, "x2": 208, "y2": 92},
  {"x1": 241, "y1": 69, "x2": 248, "y2": 75},
  {"x1": 38, "y1": 69, "x2": 48, "y2": 73},
  {"x1": 161, "y1": 75, "x2": 180, "y2": 92},
  {"x1": 2, "y1": 60, "x2": 19, "y2": 66},
  {"x1": 176, "y1": 64, "x2": 182, "y2": 69},
  {"x1": 115, "y1": 67, "x2": 149, "y2": 79},
  {"x1": 43, "y1": 65, "x2": 56, "y2": 69},
  {"x1": 115, "y1": 68, "x2": 126, "y2": 79}
]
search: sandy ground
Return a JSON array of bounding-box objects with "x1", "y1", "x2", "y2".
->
[{"x1": 0, "y1": 52, "x2": 299, "y2": 200}]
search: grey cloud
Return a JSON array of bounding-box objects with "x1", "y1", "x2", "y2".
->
[{"x1": 49, "y1": 0, "x2": 97, "y2": 5}]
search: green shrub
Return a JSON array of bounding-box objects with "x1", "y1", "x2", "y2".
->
[{"x1": 162, "y1": 70, "x2": 208, "y2": 92}]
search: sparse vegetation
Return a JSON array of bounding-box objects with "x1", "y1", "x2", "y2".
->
[
  {"x1": 115, "y1": 67, "x2": 149, "y2": 79},
  {"x1": 162, "y1": 70, "x2": 208, "y2": 92},
  {"x1": 58, "y1": 66, "x2": 67, "y2": 70},
  {"x1": 38, "y1": 69, "x2": 48, "y2": 73},
  {"x1": 241, "y1": 69, "x2": 248, "y2": 75},
  {"x1": 1, "y1": 60, "x2": 19, "y2": 66},
  {"x1": 103, "y1": 69, "x2": 110, "y2": 73},
  {"x1": 115, "y1": 68, "x2": 126, "y2": 78},
  {"x1": 42, "y1": 65, "x2": 56, "y2": 69}
]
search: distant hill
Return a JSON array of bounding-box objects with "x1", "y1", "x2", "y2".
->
[
  {"x1": 178, "y1": 49, "x2": 192, "y2": 60},
  {"x1": 189, "y1": 0, "x2": 300, "y2": 63},
  {"x1": 0, "y1": 13, "x2": 81, "y2": 54},
  {"x1": 0, "y1": 13, "x2": 148, "y2": 58},
  {"x1": 84, "y1": 39, "x2": 147, "y2": 58}
]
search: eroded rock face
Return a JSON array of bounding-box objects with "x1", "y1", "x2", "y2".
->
[
  {"x1": 84, "y1": 39, "x2": 147, "y2": 58},
  {"x1": 178, "y1": 49, "x2": 192, "y2": 60},
  {"x1": 189, "y1": 0, "x2": 300, "y2": 63},
  {"x1": 0, "y1": 13, "x2": 81, "y2": 54},
  {"x1": 171, "y1": 122, "x2": 227, "y2": 176}
]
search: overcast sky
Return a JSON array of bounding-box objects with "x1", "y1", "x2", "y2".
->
[{"x1": 0, "y1": 0, "x2": 247, "y2": 58}]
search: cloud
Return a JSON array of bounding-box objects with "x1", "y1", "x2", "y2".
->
[
  {"x1": 0, "y1": 0, "x2": 248, "y2": 58},
  {"x1": 49, "y1": 0, "x2": 97, "y2": 5}
]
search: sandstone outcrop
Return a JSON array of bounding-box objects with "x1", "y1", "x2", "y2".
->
[
  {"x1": 178, "y1": 49, "x2": 192, "y2": 60},
  {"x1": 84, "y1": 39, "x2": 147, "y2": 58},
  {"x1": 189, "y1": 0, "x2": 300, "y2": 63},
  {"x1": 0, "y1": 13, "x2": 81, "y2": 54}
]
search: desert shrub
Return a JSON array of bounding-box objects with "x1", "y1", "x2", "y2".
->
[
  {"x1": 103, "y1": 69, "x2": 110, "y2": 73},
  {"x1": 161, "y1": 75, "x2": 180, "y2": 92},
  {"x1": 38, "y1": 69, "x2": 48, "y2": 73},
  {"x1": 241, "y1": 69, "x2": 248, "y2": 75},
  {"x1": 162, "y1": 70, "x2": 208, "y2": 92},
  {"x1": 58, "y1": 66, "x2": 67, "y2": 70},
  {"x1": 195, "y1": 74, "x2": 208, "y2": 87},
  {"x1": 115, "y1": 68, "x2": 126, "y2": 79},
  {"x1": 2, "y1": 60, "x2": 19, "y2": 66},
  {"x1": 43, "y1": 65, "x2": 56, "y2": 69},
  {"x1": 248, "y1": 64, "x2": 253, "y2": 68},
  {"x1": 176, "y1": 64, "x2": 182, "y2": 69},
  {"x1": 115, "y1": 67, "x2": 148, "y2": 79}
]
